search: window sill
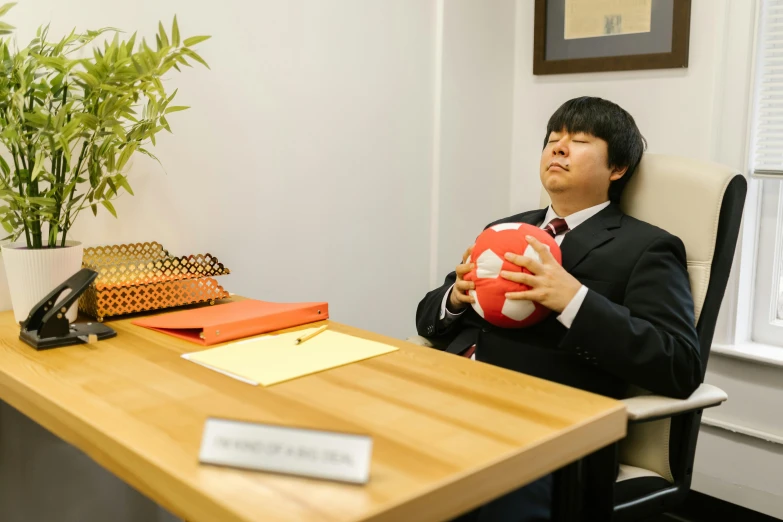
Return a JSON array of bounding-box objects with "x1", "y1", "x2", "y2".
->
[{"x1": 712, "y1": 342, "x2": 783, "y2": 368}]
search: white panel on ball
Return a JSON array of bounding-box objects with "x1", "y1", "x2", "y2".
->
[
  {"x1": 490, "y1": 223, "x2": 521, "y2": 232},
  {"x1": 476, "y1": 250, "x2": 504, "y2": 279},
  {"x1": 501, "y1": 298, "x2": 535, "y2": 321},
  {"x1": 469, "y1": 290, "x2": 485, "y2": 318},
  {"x1": 523, "y1": 244, "x2": 542, "y2": 263}
]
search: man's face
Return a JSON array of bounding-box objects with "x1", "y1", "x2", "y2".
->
[{"x1": 539, "y1": 129, "x2": 625, "y2": 205}]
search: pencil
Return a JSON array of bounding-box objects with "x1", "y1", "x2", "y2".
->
[{"x1": 295, "y1": 325, "x2": 328, "y2": 345}]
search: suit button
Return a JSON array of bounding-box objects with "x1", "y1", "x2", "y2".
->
[{"x1": 482, "y1": 326, "x2": 491, "y2": 333}]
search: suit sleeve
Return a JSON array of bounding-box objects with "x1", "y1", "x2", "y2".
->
[
  {"x1": 415, "y1": 271, "x2": 462, "y2": 344},
  {"x1": 560, "y1": 235, "x2": 702, "y2": 399}
]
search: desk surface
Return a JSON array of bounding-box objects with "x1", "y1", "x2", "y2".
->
[{"x1": 0, "y1": 307, "x2": 626, "y2": 522}]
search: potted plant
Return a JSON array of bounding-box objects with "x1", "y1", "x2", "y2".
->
[{"x1": 0, "y1": 3, "x2": 209, "y2": 322}]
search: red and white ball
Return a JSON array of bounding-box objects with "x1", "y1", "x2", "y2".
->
[{"x1": 463, "y1": 223, "x2": 562, "y2": 328}]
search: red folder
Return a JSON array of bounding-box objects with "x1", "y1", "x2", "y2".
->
[{"x1": 132, "y1": 300, "x2": 329, "y2": 345}]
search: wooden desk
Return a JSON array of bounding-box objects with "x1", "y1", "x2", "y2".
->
[{"x1": 0, "y1": 311, "x2": 626, "y2": 522}]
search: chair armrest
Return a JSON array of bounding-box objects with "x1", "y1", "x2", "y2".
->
[
  {"x1": 623, "y1": 383, "x2": 727, "y2": 422},
  {"x1": 405, "y1": 335, "x2": 434, "y2": 347}
]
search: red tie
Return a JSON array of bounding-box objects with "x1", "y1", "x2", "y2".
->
[{"x1": 545, "y1": 217, "x2": 569, "y2": 238}]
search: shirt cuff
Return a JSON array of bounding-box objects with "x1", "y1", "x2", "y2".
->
[
  {"x1": 439, "y1": 284, "x2": 467, "y2": 325},
  {"x1": 557, "y1": 285, "x2": 588, "y2": 329}
]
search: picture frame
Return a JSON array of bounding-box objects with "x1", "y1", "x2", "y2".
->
[{"x1": 533, "y1": 0, "x2": 692, "y2": 75}]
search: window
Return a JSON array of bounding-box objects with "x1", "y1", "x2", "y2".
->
[{"x1": 749, "y1": 0, "x2": 783, "y2": 345}]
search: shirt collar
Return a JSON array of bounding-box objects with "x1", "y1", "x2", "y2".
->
[{"x1": 542, "y1": 201, "x2": 611, "y2": 231}]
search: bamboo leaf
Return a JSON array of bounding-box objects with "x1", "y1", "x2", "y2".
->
[
  {"x1": 101, "y1": 200, "x2": 117, "y2": 218},
  {"x1": 106, "y1": 177, "x2": 117, "y2": 196},
  {"x1": 126, "y1": 32, "x2": 137, "y2": 54},
  {"x1": 158, "y1": 21, "x2": 169, "y2": 48},
  {"x1": 28, "y1": 196, "x2": 55, "y2": 205},
  {"x1": 181, "y1": 48, "x2": 209, "y2": 69},
  {"x1": 74, "y1": 71, "x2": 99, "y2": 88},
  {"x1": 0, "y1": 3, "x2": 17, "y2": 17},
  {"x1": 183, "y1": 35, "x2": 211, "y2": 47},
  {"x1": 172, "y1": 15, "x2": 180, "y2": 47},
  {"x1": 116, "y1": 143, "x2": 137, "y2": 171},
  {"x1": 116, "y1": 175, "x2": 134, "y2": 195},
  {"x1": 31, "y1": 150, "x2": 44, "y2": 181},
  {"x1": 165, "y1": 105, "x2": 189, "y2": 114}
]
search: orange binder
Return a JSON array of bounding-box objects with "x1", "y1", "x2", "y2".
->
[{"x1": 131, "y1": 300, "x2": 329, "y2": 345}]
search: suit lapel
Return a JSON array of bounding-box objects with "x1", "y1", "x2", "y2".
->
[
  {"x1": 560, "y1": 204, "x2": 623, "y2": 272},
  {"x1": 517, "y1": 209, "x2": 547, "y2": 226}
]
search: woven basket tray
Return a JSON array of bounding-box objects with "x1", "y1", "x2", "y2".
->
[{"x1": 79, "y1": 242, "x2": 231, "y2": 321}]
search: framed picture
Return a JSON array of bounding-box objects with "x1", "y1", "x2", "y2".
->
[{"x1": 533, "y1": 0, "x2": 691, "y2": 75}]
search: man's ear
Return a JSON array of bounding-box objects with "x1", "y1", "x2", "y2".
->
[{"x1": 609, "y1": 165, "x2": 629, "y2": 182}]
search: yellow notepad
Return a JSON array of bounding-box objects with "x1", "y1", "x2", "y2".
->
[{"x1": 181, "y1": 328, "x2": 398, "y2": 386}]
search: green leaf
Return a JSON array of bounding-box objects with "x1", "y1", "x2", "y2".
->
[
  {"x1": 115, "y1": 175, "x2": 134, "y2": 196},
  {"x1": 160, "y1": 115, "x2": 171, "y2": 132},
  {"x1": 91, "y1": 204, "x2": 97, "y2": 216},
  {"x1": 172, "y1": 15, "x2": 180, "y2": 47},
  {"x1": 0, "y1": 155, "x2": 9, "y2": 175},
  {"x1": 101, "y1": 200, "x2": 117, "y2": 218},
  {"x1": 183, "y1": 35, "x2": 211, "y2": 47},
  {"x1": 0, "y1": 3, "x2": 18, "y2": 18},
  {"x1": 165, "y1": 105, "x2": 189, "y2": 114},
  {"x1": 31, "y1": 150, "x2": 44, "y2": 181},
  {"x1": 158, "y1": 21, "x2": 169, "y2": 48},
  {"x1": 116, "y1": 143, "x2": 137, "y2": 171},
  {"x1": 181, "y1": 48, "x2": 209, "y2": 69},
  {"x1": 131, "y1": 55, "x2": 145, "y2": 74},
  {"x1": 27, "y1": 197, "x2": 55, "y2": 206},
  {"x1": 74, "y1": 71, "x2": 99, "y2": 88},
  {"x1": 126, "y1": 32, "x2": 137, "y2": 54}
]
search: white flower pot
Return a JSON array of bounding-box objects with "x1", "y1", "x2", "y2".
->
[{"x1": 1, "y1": 241, "x2": 84, "y2": 324}]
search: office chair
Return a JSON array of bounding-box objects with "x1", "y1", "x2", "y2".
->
[{"x1": 408, "y1": 154, "x2": 747, "y2": 521}]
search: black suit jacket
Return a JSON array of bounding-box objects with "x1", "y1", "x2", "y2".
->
[{"x1": 416, "y1": 204, "x2": 701, "y2": 400}]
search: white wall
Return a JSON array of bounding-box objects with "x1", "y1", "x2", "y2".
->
[
  {"x1": 1, "y1": 0, "x2": 518, "y2": 338},
  {"x1": 434, "y1": 0, "x2": 516, "y2": 282},
  {"x1": 511, "y1": 0, "x2": 727, "y2": 213},
  {"x1": 512, "y1": 0, "x2": 783, "y2": 517},
  {"x1": 6, "y1": 0, "x2": 440, "y2": 338}
]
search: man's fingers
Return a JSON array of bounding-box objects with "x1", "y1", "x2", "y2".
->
[
  {"x1": 455, "y1": 280, "x2": 475, "y2": 293},
  {"x1": 504, "y1": 252, "x2": 543, "y2": 274},
  {"x1": 461, "y1": 244, "x2": 475, "y2": 264},
  {"x1": 456, "y1": 262, "x2": 474, "y2": 276},
  {"x1": 525, "y1": 236, "x2": 556, "y2": 263},
  {"x1": 500, "y1": 270, "x2": 536, "y2": 286},
  {"x1": 504, "y1": 290, "x2": 538, "y2": 301},
  {"x1": 453, "y1": 289, "x2": 475, "y2": 304}
]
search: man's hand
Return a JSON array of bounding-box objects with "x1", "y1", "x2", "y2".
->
[
  {"x1": 500, "y1": 235, "x2": 582, "y2": 313},
  {"x1": 448, "y1": 245, "x2": 475, "y2": 312}
]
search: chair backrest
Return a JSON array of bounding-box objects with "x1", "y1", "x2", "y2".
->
[
  {"x1": 541, "y1": 154, "x2": 747, "y2": 485},
  {"x1": 540, "y1": 153, "x2": 747, "y2": 372}
]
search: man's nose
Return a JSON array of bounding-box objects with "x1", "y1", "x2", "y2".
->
[{"x1": 552, "y1": 140, "x2": 568, "y2": 155}]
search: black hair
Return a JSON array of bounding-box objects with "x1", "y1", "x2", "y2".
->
[{"x1": 544, "y1": 96, "x2": 647, "y2": 203}]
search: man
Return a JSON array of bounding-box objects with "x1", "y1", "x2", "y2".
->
[{"x1": 415, "y1": 97, "x2": 701, "y2": 521}]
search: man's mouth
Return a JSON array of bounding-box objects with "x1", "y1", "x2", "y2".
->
[{"x1": 549, "y1": 161, "x2": 569, "y2": 171}]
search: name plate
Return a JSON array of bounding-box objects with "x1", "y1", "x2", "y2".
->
[{"x1": 199, "y1": 418, "x2": 373, "y2": 484}]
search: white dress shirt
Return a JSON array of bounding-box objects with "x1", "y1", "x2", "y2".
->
[{"x1": 439, "y1": 201, "x2": 611, "y2": 359}]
